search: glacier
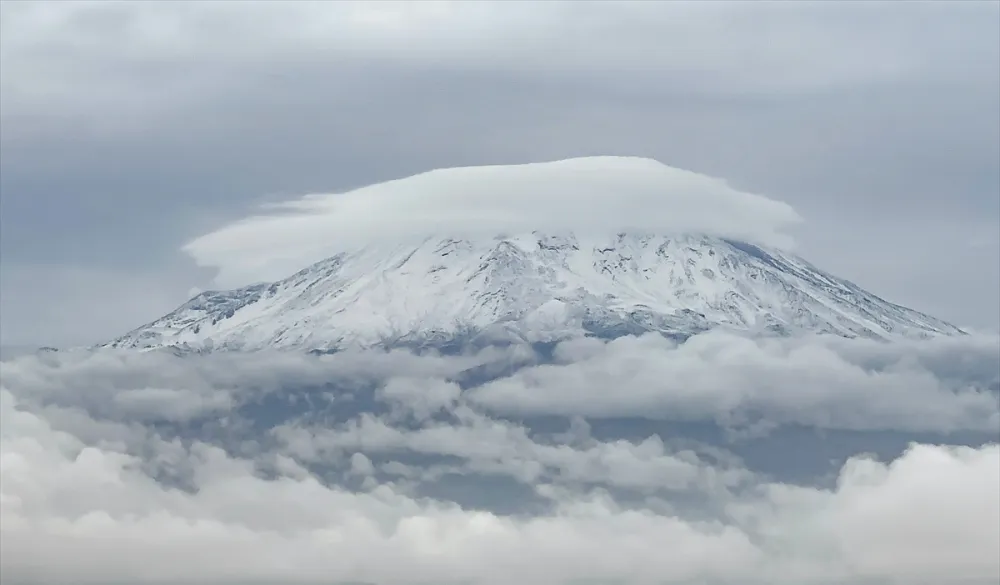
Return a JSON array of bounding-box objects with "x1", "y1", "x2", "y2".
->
[{"x1": 107, "y1": 232, "x2": 963, "y2": 353}]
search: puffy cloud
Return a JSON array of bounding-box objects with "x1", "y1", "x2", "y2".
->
[
  {"x1": 271, "y1": 407, "x2": 745, "y2": 494},
  {"x1": 378, "y1": 377, "x2": 462, "y2": 421},
  {"x1": 2, "y1": 385, "x2": 998, "y2": 585},
  {"x1": 470, "y1": 331, "x2": 1000, "y2": 433},
  {"x1": 821, "y1": 443, "x2": 1000, "y2": 580},
  {"x1": 182, "y1": 157, "x2": 801, "y2": 288},
  {"x1": 0, "y1": 346, "x2": 507, "y2": 422},
  {"x1": 1, "y1": 334, "x2": 998, "y2": 584},
  {"x1": 349, "y1": 452, "x2": 376, "y2": 477}
]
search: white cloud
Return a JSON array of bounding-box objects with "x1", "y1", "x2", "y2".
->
[
  {"x1": 821, "y1": 443, "x2": 1000, "y2": 579},
  {"x1": 3, "y1": 330, "x2": 997, "y2": 440},
  {"x1": 272, "y1": 407, "x2": 744, "y2": 494},
  {"x1": 349, "y1": 452, "x2": 376, "y2": 477},
  {"x1": 111, "y1": 387, "x2": 234, "y2": 422},
  {"x1": 183, "y1": 157, "x2": 801, "y2": 287},
  {"x1": 2, "y1": 385, "x2": 998, "y2": 585},
  {"x1": 0, "y1": 345, "x2": 508, "y2": 425},
  {"x1": 2, "y1": 336, "x2": 997, "y2": 584},
  {"x1": 470, "y1": 330, "x2": 1000, "y2": 433},
  {"x1": 378, "y1": 376, "x2": 462, "y2": 421}
]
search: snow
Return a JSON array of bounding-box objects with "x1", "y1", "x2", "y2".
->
[
  {"x1": 183, "y1": 157, "x2": 802, "y2": 289},
  {"x1": 110, "y1": 158, "x2": 962, "y2": 352},
  {"x1": 108, "y1": 232, "x2": 964, "y2": 352}
]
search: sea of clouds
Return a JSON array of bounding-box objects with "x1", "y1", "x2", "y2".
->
[{"x1": 2, "y1": 330, "x2": 998, "y2": 585}]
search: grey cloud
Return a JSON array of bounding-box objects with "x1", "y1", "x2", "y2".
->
[{"x1": 7, "y1": 1, "x2": 993, "y2": 118}]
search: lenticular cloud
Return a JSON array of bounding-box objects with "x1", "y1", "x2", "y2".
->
[{"x1": 183, "y1": 157, "x2": 802, "y2": 288}]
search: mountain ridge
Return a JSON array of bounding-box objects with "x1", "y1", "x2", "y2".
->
[{"x1": 106, "y1": 232, "x2": 964, "y2": 353}]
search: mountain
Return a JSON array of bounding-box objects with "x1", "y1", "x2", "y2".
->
[{"x1": 106, "y1": 232, "x2": 963, "y2": 352}]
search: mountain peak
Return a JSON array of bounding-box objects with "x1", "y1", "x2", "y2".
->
[{"x1": 107, "y1": 232, "x2": 963, "y2": 352}]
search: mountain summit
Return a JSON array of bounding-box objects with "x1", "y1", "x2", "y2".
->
[
  {"x1": 109, "y1": 158, "x2": 961, "y2": 352},
  {"x1": 108, "y1": 232, "x2": 962, "y2": 352}
]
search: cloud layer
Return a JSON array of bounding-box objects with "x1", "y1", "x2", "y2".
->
[
  {"x1": 182, "y1": 157, "x2": 801, "y2": 288},
  {"x1": 470, "y1": 331, "x2": 1000, "y2": 433},
  {"x1": 2, "y1": 331, "x2": 998, "y2": 585},
  {"x1": 9, "y1": 1, "x2": 995, "y2": 123}
]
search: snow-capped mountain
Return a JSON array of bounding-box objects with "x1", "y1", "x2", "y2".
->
[{"x1": 107, "y1": 232, "x2": 963, "y2": 352}]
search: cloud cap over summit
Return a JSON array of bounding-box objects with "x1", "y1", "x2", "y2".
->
[{"x1": 184, "y1": 157, "x2": 802, "y2": 288}]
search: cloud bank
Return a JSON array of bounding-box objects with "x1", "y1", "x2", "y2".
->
[
  {"x1": 182, "y1": 157, "x2": 802, "y2": 288},
  {"x1": 470, "y1": 331, "x2": 1000, "y2": 433},
  {"x1": 2, "y1": 331, "x2": 998, "y2": 585}
]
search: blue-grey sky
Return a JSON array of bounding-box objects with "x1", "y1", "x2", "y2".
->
[{"x1": 1, "y1": 0, "x2": 998, "y2": 347}]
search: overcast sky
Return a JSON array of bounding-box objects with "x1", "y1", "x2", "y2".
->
[{"x1": 1, "y1": 0, "x2": 998, "y2": 347}]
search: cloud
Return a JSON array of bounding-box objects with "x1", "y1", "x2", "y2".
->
[
  {"x1": 2, "y1": 381, "x2": 998, "y2": 585},
  {"x1": 470, "y1": 331, "x2": 1000, "y2": 433},
  {"x1": 1, "y1": 333, "x2": 999, "y2": 584},
  {"x1": 378, "y1": 376, "x2": 462, "y2": 421},
  {"x1": 181, "y1": 157, "x2": 802, "y2": 288},
  {"x1": 818, "y1": 443, "x2": 1000, "y2": 579},
  {"x1": 0, "y1": 346, "x2": 517, "y2": 430},
  {"x1": 7, "y1": 0, "x2": 994, "y2": 128},
  {"x1": 271, "y1": 407, "x2": 748, "y2": 495}
]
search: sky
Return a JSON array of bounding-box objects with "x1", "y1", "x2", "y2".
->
[{"x1": 1, "y1": 0, "x2": 999, "y2": 346}]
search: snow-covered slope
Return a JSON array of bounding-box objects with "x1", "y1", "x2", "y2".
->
[{"x1": 107, "y1": 233, "x2": 963, "y2": 352}]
